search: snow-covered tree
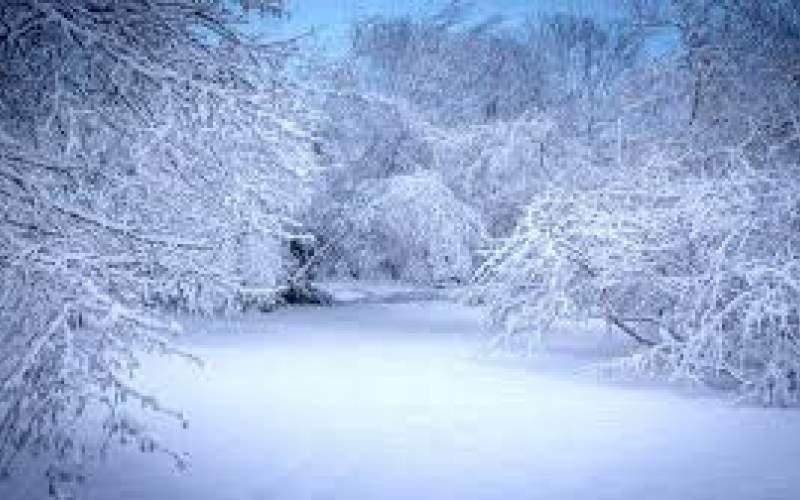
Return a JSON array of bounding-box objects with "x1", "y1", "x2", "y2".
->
[
  {"x1": 0, "y1": 0, "x2": 317, "y2": 494},
  {"x1": 471, "y1": 0, "x2": 800, "y2": 406},
  {"x1": 350, "y1": 9, "x2": 541, "y2": 126},
  {"x1": 309, "y1": 82, "x2": 551, "y2": 282},
  {"x1": 472, "y1": 144, "x2": 800, "y2": 405},
  {"x1": 309, "y1": 7, "x2": 632, "y2": 282},
  {"x1": 313, "y1": 170, "x2": 483, "y2": 283}
]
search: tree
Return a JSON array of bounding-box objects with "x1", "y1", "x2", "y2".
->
[
  {"x1": 470, "y1": 0, "x2": 800, "y2": 406},
  {"x1": 523, "y1": 12, "x2": 642, "y2": 138},
  {"x1": 349, "y1": 6, "x2": 543, "y2": 126},
  {"x1": 0, "y1": 1, "x2": 316, "y2": 495}
]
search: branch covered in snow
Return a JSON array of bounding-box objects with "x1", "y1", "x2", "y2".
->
[{"x1": 0, "y1": 1, "x2": 318, "y2": 495}]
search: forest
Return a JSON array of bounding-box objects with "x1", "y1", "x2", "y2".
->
[{"x1": 1, "y1": 1, "x2": 799, "y2": 499}]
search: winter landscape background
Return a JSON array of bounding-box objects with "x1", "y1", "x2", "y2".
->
[{"x1": 1, "y1": 1, "x2": 799, "y2": 499}]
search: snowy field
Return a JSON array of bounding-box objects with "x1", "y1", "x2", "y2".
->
[{"x1": 4, "y1": 299, "x2": 800, "y2": 500}]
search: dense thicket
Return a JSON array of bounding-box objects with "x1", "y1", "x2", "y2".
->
[
  {"x1": 313, "y1": 1, "x2": 800, "y2": 405},
  {"x1": 470, "y1": 0, "x2": 800, "y2": 405},
  {"x1": 0, "y1": 0, "x2": 315, "y2": 494},
  {"x1": 308, "y1": 5, "x2": 638, "y2": 282}
]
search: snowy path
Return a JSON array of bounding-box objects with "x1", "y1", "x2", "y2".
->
[{"x1": 9, "y1": 301, "x2": 800, "y2": 499}]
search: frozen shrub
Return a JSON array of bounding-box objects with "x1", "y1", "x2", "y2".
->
[
  {"x1": 471, "y1": 162, "x2": 800, "y2": 405},
  {"x1": 322, "y1": 173, "x2": 484, "y2": 284}
]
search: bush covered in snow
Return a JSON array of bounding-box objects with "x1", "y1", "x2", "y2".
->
[
  {"x1": 313, "y1": 172, "x2": 483, "y2": 284},
  {"x1": 464, "y1": 0, "x2": 800, "y2": 406},
  {"x1": 472, "y1": 164, "x2": 800, "y2": 404}
]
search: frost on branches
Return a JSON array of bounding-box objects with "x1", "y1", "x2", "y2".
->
[
  {"x1": 309, "y1": 5, "x2": 634, "y2": 284},
  {"x1": 327, "y1": 172, "x2": 483, "y2": 284},
  {"x1": 473, "y1": 166, "x2": 800, "y2": 405},
  {"x1": 467, "y1": 0, "x2": 800, "y2": 407},
  {"x1": 0, "y1": 0, "x2": 315, "y2": 495}
]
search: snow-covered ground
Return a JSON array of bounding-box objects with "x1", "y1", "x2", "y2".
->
[
  {"x1": 314, "y1": 279, "x2": 455, "y2": 304},
  {"x1": 4, "y1": 298, "x2": 800, "y2": 500}
]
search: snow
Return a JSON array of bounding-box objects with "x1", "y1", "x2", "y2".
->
[
  {"x1": 4, "y1": 299, "x2": 800, "y2": 500},
  {"x1": 315, "y1": 280, "x2": 454, "y2": 304}
]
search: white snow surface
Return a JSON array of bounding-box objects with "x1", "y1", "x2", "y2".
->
[
  {"x1": 315, "y1": 279, "x2": 454, "y2": 304},
  {"x1": 5, "y1": 297, "x2": 800, "y2": 500}
]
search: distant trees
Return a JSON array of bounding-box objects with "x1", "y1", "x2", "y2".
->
[
  {"x1": 309, "y1": 4, "x2": 641, "y2": 283},
  {"x1": 312, "y1": 169, "x2": 483, "y2": 283},
  {"x1": 0, "y1": 0, "x2": 316, "y2": 494},
  {"x1": 523, "y1": 12, "x2": 642, "y2": 139},
  {"x1": 349, "y1": 8, "x2": 541, "y2": 126}
]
